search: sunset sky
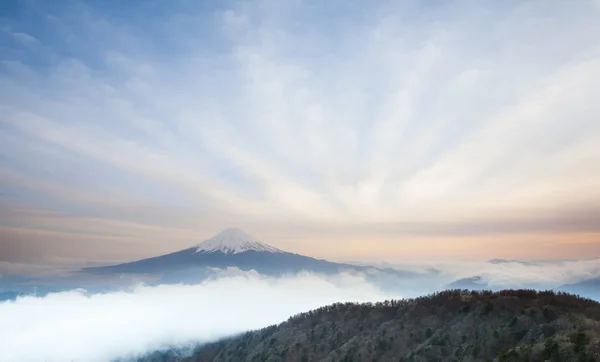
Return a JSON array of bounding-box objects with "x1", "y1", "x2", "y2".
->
[{"x1": 1, "y1": 0, "x2": 599, "y2": 269}]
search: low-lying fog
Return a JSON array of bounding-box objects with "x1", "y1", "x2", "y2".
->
[
  {"x1": 0, "y1": 271, "x2": 395, "y2": 362},
  {"x1": 1, "y1": 258, "x2": 598, "y2": 362}
]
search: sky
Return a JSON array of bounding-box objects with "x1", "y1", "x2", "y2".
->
[{"x1": 1, "y1": 0, "x2": 600, "y2": 268}]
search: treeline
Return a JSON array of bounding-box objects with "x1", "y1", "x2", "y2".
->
[
  {"x1": 281, "y1": 289, "x2": 599, "y2": 327},
  {"x1": 133, "y1": 289, "x2": 600, "y2": 362}
]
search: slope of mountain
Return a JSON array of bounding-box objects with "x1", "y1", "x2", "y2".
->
[{"x1": 131, "y1": 290, "x2": 600, "y2": 362}]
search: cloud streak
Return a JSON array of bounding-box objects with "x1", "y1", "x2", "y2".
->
[{"x1": 0, "y1": 0, "x2": 599, "y2": 262}]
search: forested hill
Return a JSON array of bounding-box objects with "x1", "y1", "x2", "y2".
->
[{"x1": 136, "y1": 290, "x2": 600, "y2": 362}]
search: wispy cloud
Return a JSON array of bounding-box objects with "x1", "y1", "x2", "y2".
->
[
  {"x1": 0, "y1": 0, "x2": 599, "y2": 262},
  {"x1": 10, "y1": 32, "x2": 40, "y2": 48}
]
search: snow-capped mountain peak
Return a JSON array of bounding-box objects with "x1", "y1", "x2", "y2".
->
[{"x1": 194, "y1": 228, "x2": 284, "y2": 255}]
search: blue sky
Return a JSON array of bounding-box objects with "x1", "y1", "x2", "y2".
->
[{"x1": 1, "y1": 0, "x2": 600, "y2": 267}]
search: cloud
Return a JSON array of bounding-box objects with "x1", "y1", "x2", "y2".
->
[
  {"x1": 472, "y1": 259, "x2": 600, "y2": 288},
  {"x1": 10, "y1": 32, "x2": 41, "y2": 47},
  {"x1": 372, "y1": 258, "x2": 600, "y2": 289},
  {"x1": 1, "y1": 260, "x2": 598, "y2": 362},
  {"x1": 0, "y1": 0, "x2": 599, "y2": 260},
  {"x1": 0, "y1": 272, "x2": 394, "y2": 362},
  {"x1": 1, "y1": 260, "x2": 599, "y2": 362}
]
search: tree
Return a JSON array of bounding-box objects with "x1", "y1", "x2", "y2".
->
[{"x1": 426, "y1": 328, "x2": 433, "y2": 338}]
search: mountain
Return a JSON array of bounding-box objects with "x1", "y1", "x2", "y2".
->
[
  {"x1": 84, "y1": 228, "x2": 354, "y2": 276},
  {"x1": 82, "y1": 228, "x2": 431, "y2": 289},
  {"x1": 446, "y1": 276, "x2": 490, "y2": 291},
  {"x1": 559, "y1": 277, "x2": 600, "y2": 301},
  {"x1": 130, "y1": 290, "x2": 600, "y2": 362}
]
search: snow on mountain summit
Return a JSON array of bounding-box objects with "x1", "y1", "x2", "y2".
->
[{"x1": 194, "y1": 228, "x2": 284, "y2": 254}]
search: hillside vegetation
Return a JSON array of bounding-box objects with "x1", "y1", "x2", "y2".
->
[{"x1": 136, "y1": 290, "x2": 600, "y2": 362}]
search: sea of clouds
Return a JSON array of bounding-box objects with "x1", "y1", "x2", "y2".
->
[
  {"x1": 1, "y1": 258, "x2": 599, "y2": 362},
  {"x1": 0, "y1": 271, "x2": 395, "y2": 362},
  {"x1": 360, "y1": 258, "x2": 600, "y2": 290}
]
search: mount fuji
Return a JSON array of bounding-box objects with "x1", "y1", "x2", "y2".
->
[
  {"x1": 82, "y1": 228, "x2": 432, "y2": 290},
  {"x1": 81, "y1": 228, "x2": 440, "y2": 296}
]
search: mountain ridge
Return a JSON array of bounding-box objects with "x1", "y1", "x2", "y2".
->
[{"x1": 130, "y1": 289, "x2": 600, "y2": 362}]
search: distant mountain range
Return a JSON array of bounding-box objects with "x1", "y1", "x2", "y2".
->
[
  {"x1": 559, "y1": 277, "x2": 600, "y2": 301},
  {"x1": 446, "y1": 258, "x2": 600, "y2": 301},
  {"x1": 445, "y1": 275, "x2": 600, "y2": 301}
]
